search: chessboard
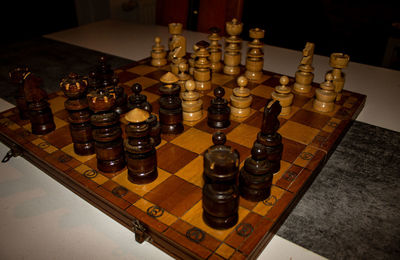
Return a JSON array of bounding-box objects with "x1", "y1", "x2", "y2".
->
[{"x1": 0, "y1": 57, "x2": 366, "y2": 259}]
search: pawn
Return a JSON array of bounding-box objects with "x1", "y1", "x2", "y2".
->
[
  {"x1": 203, "y1": 132, "x2": 240, "y2": 229},
  {"x1": 271, "y1": 76, "x2": 294, "y2": 116},
  {"x1": 182, "y1": 80, "x2": 203, "y2": 121},
  {"x1": 207, "y1": 86, "x2": 230, "y2": 128},
  {"x1": 124, "y1": 108, "x2": 158, "y2": 184},
  {"x1": 151, "y1": 37, "x2": 167, "y2": 67},
  {"x1": 188, "y1": 44, "x2": 198, "y2": 76},
  {"x1": 230, "y1": 76, "x2": 252, "y2": 118},
  {"x1": 313, "y1": 73, "x2": 337, "y2": 113},
  {"x1": 128, "y1": 83, "x2": 152, "y2": 112},
  {"x1": 239, "y1": 142, "x2": 274, "y2": 201},
  {"x1": 177, "y1": 62, "x2": 191, "y2": 96}
]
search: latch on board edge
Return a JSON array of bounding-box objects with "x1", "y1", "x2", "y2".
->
[
  {"x1": 2, "y1": 144, "x2": 22, "y2": 163},
  {"x1": 132, "y1": 219, "x2": 151, "y2": 243}
]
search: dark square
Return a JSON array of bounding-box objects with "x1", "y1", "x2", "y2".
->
[
  {"x1": 157, "y1": 143, "x2": 198, "y2": 173},
  {"x1": 282, "y1": 137, "x2": 306, "y2": 163},
  {"x1": 291, "y1": 109, "x2": 331, "y2": 129},
  {"x1": 42, "y1": 125, "x2": 72, "y2": 149},
  {"x1": 117, "y1": 71, "x2": 140, "y2": 83}
]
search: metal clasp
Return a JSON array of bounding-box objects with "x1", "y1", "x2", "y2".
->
[
  {"x1": 2, "y1": 145, "x2": 22, "y2": 163},
  {"x1": 132, "y1": 219, "x2": 151, "y2": 243}
]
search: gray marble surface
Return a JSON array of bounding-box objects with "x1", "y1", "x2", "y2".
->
[{"x1": 278, "y1": 121, "x2": 400, "y2": 259}]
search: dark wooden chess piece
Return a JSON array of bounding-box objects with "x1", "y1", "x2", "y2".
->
[
  {"x1": 87, "y1": 87, "x2": 125, "y2": 172},
  {"x1": 254, "y1": 99, "x2": 282, "y2": 173},
  {"x1": 238, "y1": 142, "x2": 273, "y2": 201},
  {"x1": 9, "y1": 66, "x2": 30, "y2": 120},
  {"x1": 207, "y1": 86, "x2": 230, "y2": 128},
  {"x1": 127, "y1": 83, "x2": 160, "y2": 146},
  {"x1": 124, "y1": 108, "x2": 158, "y2": 184},
  {"x1": 23, "y1": 72, "x2": 55, "y2": 135},
  {"x1": 110, "y1": 77, "x2": 128, "y2": 115},
  {"x1": 203, "y1": 132, "x2": 240, "y2": 229},
  {"x1": 88, "y1": 71, "x2": 101, "y2": 92},
  {"x1": 60, "y1": 73, "x2": 95, "y2": 155},
  {"x1": 96, "y1": 56, "x2": 114, "y2": 82},
  {"x1": 158, "y1": 72, "x2": 183, "y2": 134}
]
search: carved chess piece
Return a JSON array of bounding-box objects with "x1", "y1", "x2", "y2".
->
[
  {"x1": 203, "y1": 132, "x2": 240, "y2": 229},
  {"x1": 254, "y1": 100, "x2": 282, "y2": 173},
  {"x1": 9, "y1": 66, "x2": 30, "y2": 120},
  {"x1": 159, "y1": 72, "x2": 183, "y2": 134},
  {"x1": 182, "y1": 80, "x2": 203, "y2": 121},
  {"x1": 88, "y1": 71, "x2": 101, "y2": 92},
  {"x1": 128, "y1": 83, "x2": 152, "y2": 112},
  {"x1": 60, "y1": 73, "x2": 94, "y2": 155},
  {"x1": 177, "y1": 62, "x2": 191, "y2": 96},
  {"x1": 168, "y1": 23, "x2": 186, "y2": 75},
  {"x1": 127, "y1": 83, "x2": 160, "y2": 146},
  {"x1": 224, "y1": 18, "x2": 243, "y2": 76},
  {"x1": 23, "y1": 73, "x2": 55, "y2": 135},
  {"x1": 208, "y1": 86, "x2": 230, "y2": 128},
  {"x1": 329, "y1": 53, "x2": 350, "y2": 101},
  {"x1": 245, "y1": 28, "x2": 265, "y2": 81},
  {"x1": 194, "y1": 40, "x2": 212, "y2": 91},
  {"x1": 271, "y1": 75, "x2": 294, "y2": 116},
  {"x1": 87, "y1": 88, "x2": 125, "y2": 172},
  {"x1": 208, "y1": 27, "x2": 223, "y2": 73},
  {"x1": 151, "y1": 37, "x2": 167, "y2": 67},
  {"x1": 124, "y1": 108, "x2": 158, "y2": 184},
  {"x1": 230, "y1": 76, "x2": 252, "y2": 117},
  {"x1": 313, "y1": 73, "x2": 337, "y2": 113},
  {"x1": 293, "y1": 42, "x2": 315, "y2": 94},
  {"x1": 96, "y1": 56, "x2": 114, "y2": 83},
  {"x1": 188, "y1": 44, "x2": 198, "y2": 76},
  {"x1": 111, "y1": 77, "x2": 128, "y2": 115},
  {"x1": 239, "y1": 142, "x2": 274, "y2": 201}
]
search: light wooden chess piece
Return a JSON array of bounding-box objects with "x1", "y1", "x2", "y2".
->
[
  {"x1": 329, "y1": 53, "x2": 350, "y2": 101},
  {"x1": 271, "y1": 75, "x2": 294, "y2": 116},
  {"x1": 208, "y1": 27, "x2": 223, "y2": 73},
  {"x1": 293, "y1": 42, "x2": 315, "y2": 94},
  {"x1": 194, "y1": 40, "x2": 211, "y2": 91},
  {"x1": 151, "y1": 37, "x2": 167, "y2": 67},
  {"x1": 224, "y1": 18, "x2": 243, "y2": 76},
  {"x1": 313, "y1": 73, "x2": 337, "y2": 113},
  {"x1": 168, "y1": 23, "x2": 186, "y2": 75},
  {"x1": 188, "y1": 44, "x2": 198, "y2": 76},
  {"x1": 177, "y1": 62, "x2": 191, "y2": 96},
  {"x1": 230, "y1": 76, "x2": 252, "y2": 117},
  {"x1": 245, "y1": 28, "x2": 265, "y2": 81},
  {"x1": 182, "y1": 80, "x2": 203, "y2": 121}
]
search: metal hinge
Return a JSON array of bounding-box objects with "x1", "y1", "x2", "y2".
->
[
  {"x1": 2, "y1": 145, "x2": 22, "y2": 163},
  {"x1": 132, "y1": 219, "x2": 151, "y2": 243}
]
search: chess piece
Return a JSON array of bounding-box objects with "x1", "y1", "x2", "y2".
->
[
  {"x1": 96, "y1": 56, "x2": 114, "y2": 83},
  {"x1": 194, "y1": 40, "x2": 212, "y2": 91},
  {"x1": 159, "y1": 72, "x2": 184, "y2": 134},
  {"x1": 168, "y1": 23, "x2": 186, "y2": 75},
  {"x1": 313, "y1": 73, "x2": 337, "y2": 113},
  {"x1": 329, "y1": 53, "x2": 350, "y2": 101},
  {"x1": 124, "y1": 108, "x2": 158, "y2": 184},
  {"x1": 208, "y1": 86, "x2": 230, "y2": 128},
  {"x1": 203, "y1": 132, "x2": 240, "y2": 229},
  {"x1": 254, "y1": 100, "x2": 282, "y2": 173},
  {"x1": 182, "y1": 80, "x2": 203, "y2": 121},
  {"x1": 208, "y1": 27, "x2": 223, "y2": 73},
  {"x1": 188, "y1": 44, "x2": 198, "y2": 76},
  {"x1": 151, "y1": 37, "x2": 167, "y2": 67},
  {"x1": 60, "y1": 73, "x2": 95, "y2": 155},
  {"x1": 177, "y1": 62, "x2": 191, "y2": 96},
  {"x1": 9, "y1": 66, "x2": 30, "y2": 120},
  {"x1": 230, "y1": 76, "x2": 252, "y2": 118},
  {"x1": 239, "y1": 142, "x2": 274, "y2": 201},
  {"x1": 88, "y1": 71, "x2": 101, "y2": 91},
  {"x1": 245, "y1": 28, "x2": 265, "y2": 81},
  {"x1": 127, "y1": 83, "x2": 161, "y2": 146},
  {"x1": 23, "y1": 73, "x2": 55, "y2": 135},
  {"x1": 88, "y1": 88, "x2": 125, "y2": 173},
  {"x1": 224, "y1": 18, "x2": 243, "y2": 76},
  {"x1": 127, "y1": 83, "x2": 152, "y2": 112},
  {"x1": 271, "y1": 75, "x2": 294, "y2": 116},
  {"x1": 111, "y1": 77, "x2": 128, "y2": 115},
  {"x1": 293, "y1": 42, "x2": 315, "y2": 94}
]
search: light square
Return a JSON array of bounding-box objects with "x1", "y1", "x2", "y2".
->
[
  {"x1": 226, "y1": 124, "x2": 260, "y2": 148},
  {"x1": 175, "y1": 156, "x2": 204, "y2": 187},
  {"x1": 278, "y1": 121, "x2": 320, "y2": 145},
  {"x1": 250, "y1": 84, "x2": 274, "y2": 99},
  {"x1": 61, "y1": 143, "x2": 95, "y2": 163},
  {"x1": 125, "y1": 76, "x2": 159, "y2": 89},
  {"x1": 127, "y1": 64, "x2": 158, "y2": 75},
  {"x1": 215, "y1": 243, "x2": 235, "y2": 259},
  {"x1": 171, "y1": 128, "x2": 213, "y2": 154}
]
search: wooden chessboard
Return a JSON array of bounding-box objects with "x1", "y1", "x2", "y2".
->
[{"x1": 0, "y1": 57, "x2": 366, "y2": 259}]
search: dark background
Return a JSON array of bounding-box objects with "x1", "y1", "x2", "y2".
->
[{"x1": 1, "y1": 0, "x2": 400, "y2": 70}]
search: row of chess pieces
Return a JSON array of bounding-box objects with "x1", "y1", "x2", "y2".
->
[{"x1": 152, "y1": 19, "x2": 350, "y2": 115}]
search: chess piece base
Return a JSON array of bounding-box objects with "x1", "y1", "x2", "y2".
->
[
  {"x1": 128, "y1": 169, "x2": 158, "y2": 184},
  {"x1": 293, "y1": 82, "x2": 312, "y2": 94},
  {"x1": 73, "y1": 142, "x2": 95, "y2": 156},
  {"x1": 195, "y1": 81, "x2": 211, "y2": 91},
  {"x1": 223, "y1": 65, "x2": 240, "y2": 76},
  {"x1": 183, "y1": 110, "x2": 202, "y2": 121},
  {"x1": 97, "y1": 156, "x2": 125, "y2": 173},
  {"x1": 313, "y1": 99, "x2": 334, "y2": 113},
  {"x1": 203, "y1": 211, "x2": 238, "y2": 230},
  {"x1": 245, "y1": 70, "x2": 262, "y2": 81},
  {"x1": 230, "y1": 106, "x2": 251, "y2": 118},
  {"x1": 161, "y1": 123, "x2": 184, "y2": 134}
]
